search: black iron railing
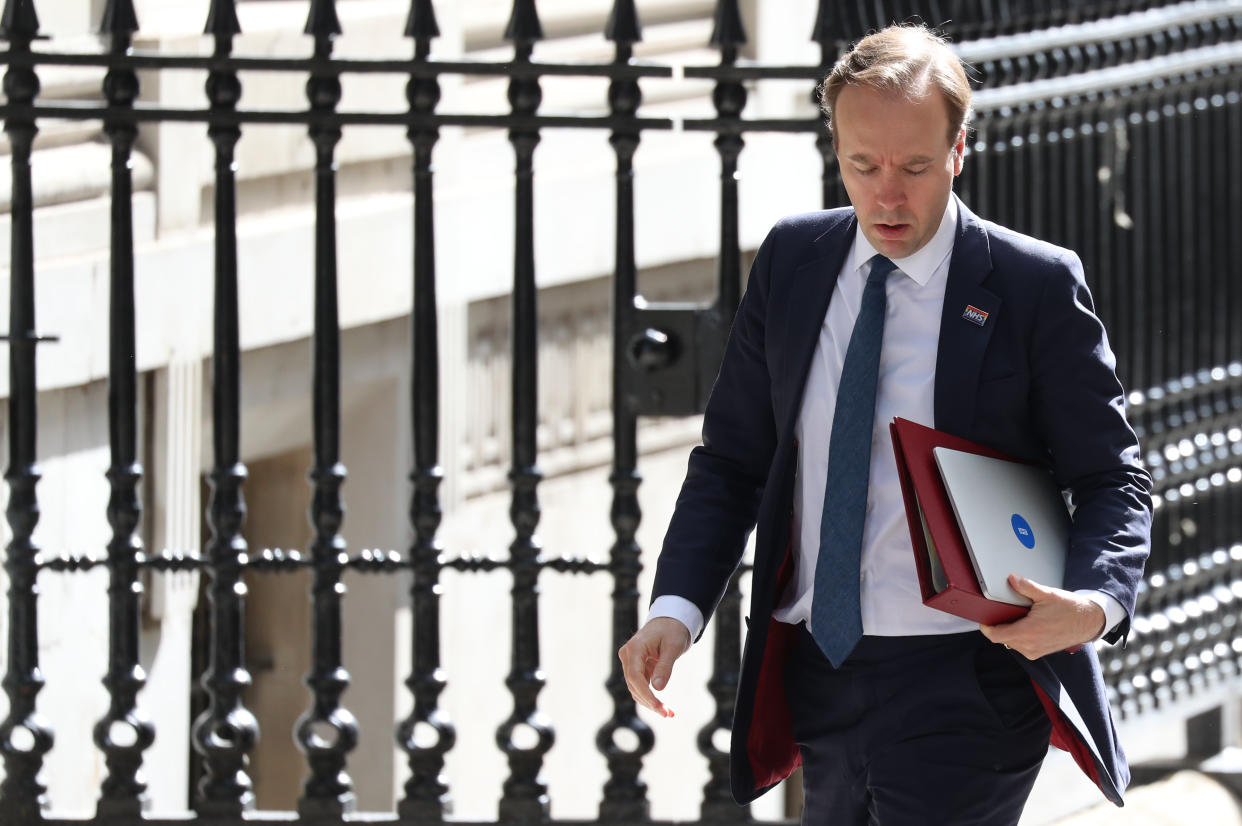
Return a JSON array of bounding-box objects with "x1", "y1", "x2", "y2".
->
[{"x1": 3, "y1": 0, "x2": 1242, "y2": 824}]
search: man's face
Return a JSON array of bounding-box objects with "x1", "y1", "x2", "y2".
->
[{"x1": 834, "y1": 83, "x2": 966, "y2": 260}]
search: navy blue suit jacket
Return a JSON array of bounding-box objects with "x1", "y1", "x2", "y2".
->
[{"x1": 651, "y1": 197, "x2": 1153, "y2": 806}]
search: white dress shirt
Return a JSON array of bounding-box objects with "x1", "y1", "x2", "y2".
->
[{"x1": 650, "y1": 197, "x2": 1123, "y2": 640}]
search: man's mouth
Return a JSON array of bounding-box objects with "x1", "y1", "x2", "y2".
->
[{"x1": 875, "y1": 222, "x2": 909, "y2": 238}]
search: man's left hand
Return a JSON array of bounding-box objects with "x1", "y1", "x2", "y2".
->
[{"x1": 979, "y1": 574, "x2": 1106, "y2": 660}]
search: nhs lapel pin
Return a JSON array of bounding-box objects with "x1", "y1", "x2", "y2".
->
[{"x1": 962, "y1": 305, "x2": 989, "y2": 326}]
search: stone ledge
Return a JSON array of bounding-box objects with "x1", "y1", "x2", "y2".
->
[{"x1": 0, "y1": 141, "x2": 155, "y2": 212}]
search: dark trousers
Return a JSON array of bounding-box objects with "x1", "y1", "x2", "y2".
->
[{"x1": 784, "y1": 623, "x2": 1052, "y2": 826}]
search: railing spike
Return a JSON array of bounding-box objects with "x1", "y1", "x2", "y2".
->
[
  {"x1": 504, "y1": 0, "x2": 543, "y2": 46},
  {"x1": 403, "y1": 0, "x2": 439, "y2": 40},
  {"x1": 709, "y1": 0, "x2": 747, "y2": 49},
  {"x1": 203, "y1": 0, "x2": 240, "y2": 38},
  {"x1": 605, "y1": 0, "x2": 641, "y2": 46},
  {"x1": 303, "y1": 0, "x2": 341, "y2": 39},
  {"x1": 0, "y1": 0, "x2": 39, "y2": 41},
  {"x1": 98, "y1": 0, "x2": 138, "y2": 38}
]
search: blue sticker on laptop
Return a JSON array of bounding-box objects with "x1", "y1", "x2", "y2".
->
[{"x1": 1011, "y1": 514, "x2": 1035, "y2": 548}]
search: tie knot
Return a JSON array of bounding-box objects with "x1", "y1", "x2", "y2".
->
[{"x1": 867, "y1": 254, "x2": 897, "y2": 284}]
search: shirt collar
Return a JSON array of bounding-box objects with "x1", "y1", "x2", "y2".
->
[{"x1": 847, "y1": 194, "x2": 959, "y2": 286}]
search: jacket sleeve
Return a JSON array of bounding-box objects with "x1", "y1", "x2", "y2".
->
[
  {"x1": 649, "y1": 226, "x2": 781, "y2": 634},
  {"x1": 1029, "y1": 251, "x2": 1153, "y2": 643}
]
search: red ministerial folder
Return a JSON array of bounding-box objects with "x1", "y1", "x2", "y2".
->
[
  {"x1": 892, "y1": 418, "x2": 1113, "y2": 797},
  {"x1": 889, "y1": 416, "x2": 1029, "y2": 625}
]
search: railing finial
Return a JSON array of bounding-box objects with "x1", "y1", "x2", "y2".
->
[
  {"x1": 203, "y1": 0, "x2": 240, "y2": 38},
  {"x1": 304, "y1": 0, "x2": 341, "y2": 39},
  {"x1": 504, "y1": 0, "x2": 543, "y2": 48},
  {"x1": 709, "y1": 0, "x2": 747, "y2": 50},
  {"x1": 404, "y1": 0, "x2": 439, "y2": 41},
  {"x1": 98, "y1": 0, "x2": 138, "y2": 38},
  {"x1": 605, "y1": 0, "x2": 641, "y2": 46},
  {"x1": 0, "y1": 0, "x2": 39, "y2": 41}
]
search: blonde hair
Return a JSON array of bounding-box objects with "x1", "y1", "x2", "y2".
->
[{"x1": 820, "y1": 24, "x2": 972, "y2": 148}]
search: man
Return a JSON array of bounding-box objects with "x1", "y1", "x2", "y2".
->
[{"x1": 619, "y1": 24, "x2": 1151, "y2": 825}]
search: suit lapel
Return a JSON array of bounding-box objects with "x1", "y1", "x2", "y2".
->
[
  {"x1": 773, "y1": 213, "x2": 856, "y2": 433},
  {"x1": 934, "y1": 197, "x2": 1000, "y2": 437}
]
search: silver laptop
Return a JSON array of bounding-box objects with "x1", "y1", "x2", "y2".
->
[{"x1": 932, "y1": 447, "x2": 1070, "y2": 606}]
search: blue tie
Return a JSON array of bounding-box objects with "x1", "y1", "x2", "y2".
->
[{"x1": 811, "y1": 254, "x2": 897, "y2": 667}]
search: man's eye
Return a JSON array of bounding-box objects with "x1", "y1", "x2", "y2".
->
[
  {"x1": 854, "y1": 166, "x2": 877, "y2": 175},
  {"x1": 906, "y1": 167, "x2": 929, "y2": 176}
]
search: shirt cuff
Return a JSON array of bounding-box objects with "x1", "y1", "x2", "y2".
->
[
  {"x1": 647, "y1": 595, "x2": 705, "y2": 641},
  {"x1": 1075, "y1": 589, "x2": 1126, "y2": 641}
]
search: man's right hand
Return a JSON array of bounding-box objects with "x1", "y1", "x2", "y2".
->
[{"x1": 618, "y1": 617, "x2": 692, "y2": 718}]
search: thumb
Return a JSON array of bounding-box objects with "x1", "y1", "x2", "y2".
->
[
  {"x1": 650, "y1": 648, "x2": 678, "y2": 691},
  {"x1": 1009, "y1": 573, "x2": 1051, "y2": 601}
]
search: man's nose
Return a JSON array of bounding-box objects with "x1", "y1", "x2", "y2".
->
[{"x1": 875, "y1": 175, "x2": 905, "y2": 210}]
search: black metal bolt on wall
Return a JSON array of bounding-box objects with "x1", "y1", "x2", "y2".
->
[
  {"x1": 296, "y1": 0, "x2": 360, "y2": 815},
  {"x1": 497, "y1": 1, "x2": 555, "y2": 821},
  {"x1": 396, "y1": 0, "x2": 457, "y2": 821},
  {"x1": 191, "y1": 0, "x2": 260, "y2": 815},
  {"x1": 0, "y1": 0, "x2": 53, "y2": 823},
  {"x1": 94, "y1": 0, "x2": 157, "y2": 814}
]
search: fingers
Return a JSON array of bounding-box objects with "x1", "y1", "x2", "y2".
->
[
  {"x1": 617, "y1": 618, "x2": 690, "y2": 719},
  {"x1": 1008, "y1": 573, "x2": 1051, "y2": 601},
  {"x1": 650, "y1": 653, "x2": 676, "y2": 692},
  {"x1": 980, "y1": 582, "x2": 1105, "y2": 660},
  {"x1": 619, "y1": 640, "x2": 667, "y2": 717},
  {"x1": 979, "y1": 620, "x2": 1037, "y2": 659}
]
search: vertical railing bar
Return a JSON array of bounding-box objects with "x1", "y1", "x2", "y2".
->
[
  {"x1": 709, "y1": 2, "x2": 744, "y2": 319},
  {"x1": 699, "y1": 2, "x2": 748, "y2": 822},
  {"x1": 1089, "y1": 100, "x2": 1113, "y2": 351},
  {"x1": 396, "y1": 1, "x2": 456, "y2": 820},
  {"x1": 296, "y1": 0, "x2": 359, "y2": 815},
  {"x1": 1110, "y1": 96, "x2": 1133, "y2": 396},
  {"x1": 0, "y1": 3, "x2": 53, "y2": 822},
  {"x1": 972, "y1": 116, "x2": 991, "y2": 220},
  {"x1": 1228, "y1": 83, "x2": 1242, "y2": 369},
  {"x1": 1187, "y1": 80, "x2": 1209, "y2": 415},
  {"x1": 1206, "y1": 75, "x2": 1227, "y2": 390},
  {"x1": 1172, "y1": 86, "x2": 1193, "y2": 416},
  {"x1": 497, "y1": 1, "x2": 554, "y2": 820},
  {"x1": 1013, "y1": 110, "x2": 1031, "y2": 237},
  {"x1": 94, "y1": 1, "x2": 156, "y2": 813},
  {"x1": 191, "y1": 0, "x2": 259, "y2": 813},
  {"x1": 1130, "y1": 96, "x2": 1150, "y2": 405},
  {"x1": 813, "y1": 1, "x2": 842, "y2": 210},
  {"x1": 1159, "y1": 87, "x2": 1178, "y2": 402},
  {"x1": 598, "y1": 1, "x2": 654, "y2": 820}
]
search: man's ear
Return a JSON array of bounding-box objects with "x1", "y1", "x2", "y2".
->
[{"x1": 951, "y1": 127, "x2": 967, "y2": 175}]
